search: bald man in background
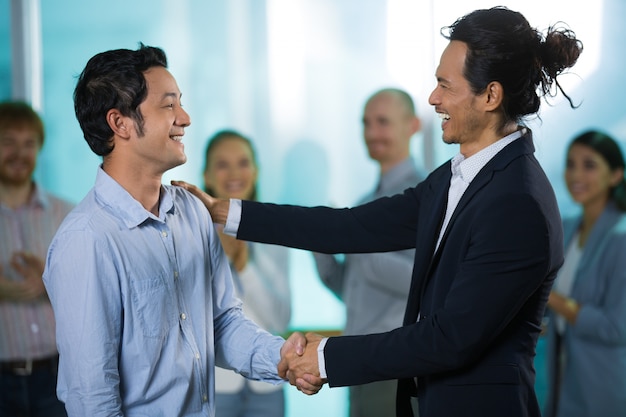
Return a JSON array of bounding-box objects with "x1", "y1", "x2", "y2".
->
[{"x1": 313, "y1": 88, "x2": 424, "y2": 417}]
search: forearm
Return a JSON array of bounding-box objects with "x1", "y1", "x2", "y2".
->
[
  {"x1": 238, "y1": 198, "x2": 417, "y2": 254},
  {"x1": 214, "y1": 306, "x2": 285, "y2": 383},
  {"x1": 547, "y1": 291, "x2": 580, "y2": 324},
  {"x1": 211, "y1": 198, "x2": 232, "y2": 225}
]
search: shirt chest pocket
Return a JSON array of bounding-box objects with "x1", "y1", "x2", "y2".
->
[{"x1": 131, "y1": 277, "x2": 178, "y2": 338}]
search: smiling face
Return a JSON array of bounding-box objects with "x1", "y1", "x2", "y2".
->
[
  {"x1": 126, "y1": 66, "x2": 191, "y2": 174},
  {"x1": 565, "y1": 143, "x2": 623, "y2": 210},
  {"x1": 204, "y1": 136, "x2": 258, "y2": 200},
  {"x1": 428, "y1": 41, "x2": 493, "y2": 157},
  {"x1": 362, "y1": 92, "x2": 418, "y2": 171},
  {"x1": 0, "y1": 126, "x2": 40, "y2": 187}
]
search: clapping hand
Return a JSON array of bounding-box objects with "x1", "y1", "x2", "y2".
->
[{"x1": 0, "y1": 252, "x2": 46, "y2": 301}]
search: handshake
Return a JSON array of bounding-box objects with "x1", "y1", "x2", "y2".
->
[{"x1": 279, "y1": 332, "x2": 328, "y2": 395}]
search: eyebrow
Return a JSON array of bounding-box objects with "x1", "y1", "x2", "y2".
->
[{"x1": 161, "y1": 92, "x2": 182, "y2": 100}]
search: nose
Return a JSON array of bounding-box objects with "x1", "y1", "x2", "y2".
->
[
  {"x1": 565, "y1": 164, "x2": 581, "y2": 181},
  {"x1": 428, "y1": 87, "x2": 439, "y2": 106},
  {"x1": 176, "y1": 106, "x2": 191, "y2": 127}
]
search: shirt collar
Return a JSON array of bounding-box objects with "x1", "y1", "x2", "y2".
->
[
  {"x1": 93, "y1": 166, "x2": 175, "y2": 229},
  {"x1": 0, "y1": 182, "x2": 49, "y2": 211},
  {"x1": 453, "y1": 128, "x2": 525, "y2": 183},
  {"x1": 29, "y1": 182, "x2": 50, "y2": 208},
  {"x1": 378, "y1": 158, "x2": 416, "y2": 192}
]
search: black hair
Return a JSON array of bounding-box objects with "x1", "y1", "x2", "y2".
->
[
  {"x1": 73, "y1": 43, "x2": 168, "y2": 156},
  {"x1": 444, "y1": 6, "x2": 583, "y2": 131},
  {"x1": 568, "y1": 130, "x2": 626, "y2": 211}
]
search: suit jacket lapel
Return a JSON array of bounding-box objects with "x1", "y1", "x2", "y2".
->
[
  {"x1": 570, "y1": 202, "x2": 621, "y2": 296},
  {"x1": 403, "y1": 163, "x2": 451, "y2": 325},
  {"x1": 435, "y1": 132, "x2": 535, "y2": 256}
]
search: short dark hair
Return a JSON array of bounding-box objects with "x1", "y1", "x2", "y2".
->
[
  {"x1": 0, "y1": 101, "x2": 45, "y2": 146},
  {"x1": 203, "y1": 129, "x2": 259, "y2": 201},
  {"x1": 569, "y1": 130, "x2": 626, "y2": 211},
  {"x1": 73, "y1": 43, "x2": 168, "y2": 156},
  {"x1": 444, "y1": 6, "x2": 583, "y2": 129}
]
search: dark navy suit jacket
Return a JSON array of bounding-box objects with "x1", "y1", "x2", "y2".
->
[{"x1": 237, "y1": 130, "x2": 563, "y2": 417}]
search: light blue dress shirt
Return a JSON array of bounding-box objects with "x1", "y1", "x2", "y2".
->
[{"x1": 43, "y1": 168, "x2": 285, "y2": 417}]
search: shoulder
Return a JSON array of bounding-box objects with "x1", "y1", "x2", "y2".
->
[
  {"x1": 166, "y1": 184, "x2": 211, "y2": 219},
  {"x1": 166, "y1": 184, "x2": 204, "y2": 207},
  {"x1": 591, "y1": 204, "x2": 626, "y2": 241},
  {"x1": 46, "y1": 192, "x2": 75, "y2": 216},
  {"x1": 165, "y1": 185, "x2": 216, "y2": 241},
  {"x1": 592, "y1": 214, "x2": 626, "y2": 268},
  {"x1": 51, "y1": 188, "x2": 120, "y2": 247},
  {"x1": 34, "y1": 185, "x2": 74, "y2": 213}
]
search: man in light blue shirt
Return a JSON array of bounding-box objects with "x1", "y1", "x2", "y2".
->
[{"x1": 42, "y1": 44, "x2": 315, "y2": 417}]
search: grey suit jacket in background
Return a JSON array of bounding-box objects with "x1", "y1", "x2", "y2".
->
[{"x1": 545, "y1": 202, "x2": 626, "y2": 417}]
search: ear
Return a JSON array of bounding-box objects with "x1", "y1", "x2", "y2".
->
[
  {"x1": 251, "y1": 164, "x2": 259, "y2": 184},
  {"x1": 106, "y1": 109, "x2": 132, "y2": 139},
  {"x1": 483, "y1": 81, "x2": 504, "y2": 112},
  {"x1": 611, "y1": 168, "x2": 625, "y2": 187},
  {"x1": 409, "y1": 116, "x2": 422, "y2": 135}
]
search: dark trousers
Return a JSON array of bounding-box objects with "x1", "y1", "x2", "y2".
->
[{"x1": 0, "y1": 359, "x2": 67, "y2": 417}]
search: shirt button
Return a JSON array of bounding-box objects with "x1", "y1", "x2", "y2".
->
[
  {"x1": 195, "y1": 353, "x2": 200, "y2": 360},
  {"x1": 180, "y1": 313, "x2": 187, "y2": 320},
  {"x1": 161, "y1": 231, "x2": 167, "y2": 237},
  {"x1": 202, "y1": 394, "x2": 208, "y2": 402},
  {"x1": 174, "y1": 271, "x2": 179, "y2": 279}
]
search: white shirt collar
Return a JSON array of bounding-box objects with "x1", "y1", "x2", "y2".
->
[{"x1": 453, "y1": 128, "x2": 525, "y2": 183}]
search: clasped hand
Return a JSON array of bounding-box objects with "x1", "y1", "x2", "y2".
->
[
  {"x1": 0, "y1": 252, "x2": 46, "y2": 301},
  {"x1": 280, "y1": 332, "x2": 328, "y2": 395}
]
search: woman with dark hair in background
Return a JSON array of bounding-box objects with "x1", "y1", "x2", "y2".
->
[
  {"x1": 203, "y1": 130, "x2": 291, "y2": 417},
  {"x1": 545, "y1": 130, "x2": 626, "y2": 417}
]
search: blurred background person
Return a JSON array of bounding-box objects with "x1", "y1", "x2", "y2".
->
[
  {"x1": 0, "y1": 101, "x2": 71, "y2": 417},
  {"x1": 544, "y1": 130, "x2": 626, "y2": 417},
  {"x1": 203, "y1": 129, "x2": 292, "y2": 417},
  {"x1": 312, "y1": 88, "x2": 424, "y2": 417}
]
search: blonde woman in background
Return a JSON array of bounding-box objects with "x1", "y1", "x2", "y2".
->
[{"x1": 204, "y1": 130, "x2": 291, "y2": 417}]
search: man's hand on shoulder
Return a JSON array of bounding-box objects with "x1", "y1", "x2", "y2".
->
[{"x1": 171, "y1": 180, "x2": 230, "y2": 224}]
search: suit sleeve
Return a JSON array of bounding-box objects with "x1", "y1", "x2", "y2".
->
[
  {"x1": 323, "y1": 192, "x2": 557, "y2": 386},
  {"x1": 237, "y1": 185, "x2": 422, "y2": 254},
  {"x1": 573, "y1": 219, "x2": 626, "y2": 344}
]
